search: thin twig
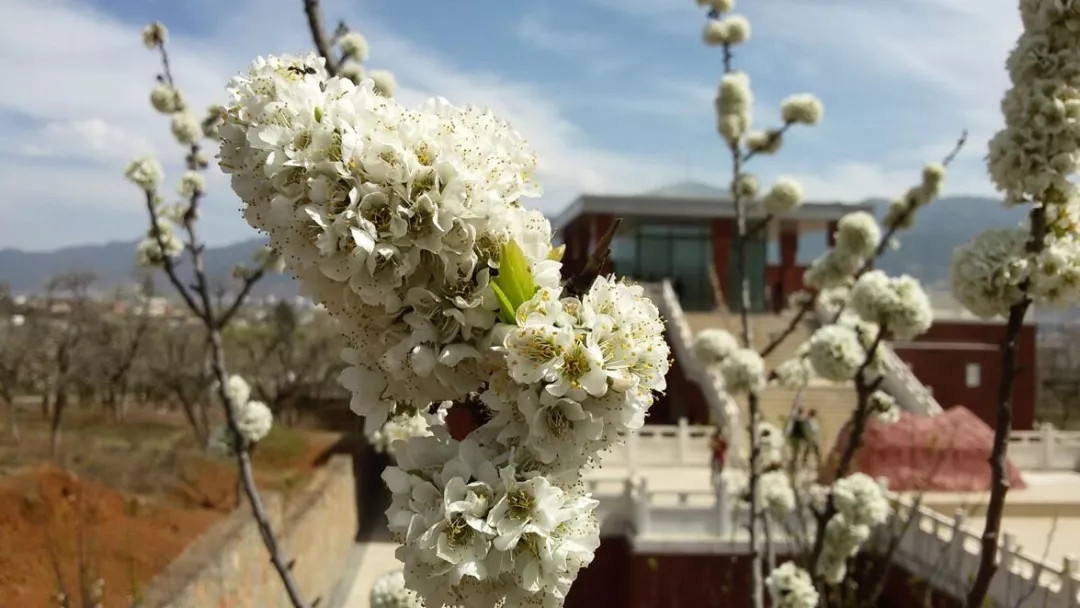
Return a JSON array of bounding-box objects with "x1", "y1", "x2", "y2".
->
[
  {"x1": 808, "y1": 329, "x2": 886, "y2": 577},
  {"x1": 721, "y1": 36, "x2": 765, "y2": 608},
  {"x1": 965, "y1": 203, "x2": 1043, "y2": 608},
  {"x1": 218, "y1": 267, "x2": 266, "y2": 328},
  {"x1": 563, "y1": 217, "x2": 622, "y2": 297},
  {"x1": 146, "y1": 38, "x2": 310, "y2": 608},
  {"x1": 302, "y1": 0, "x2": 339, "y2": 76}
]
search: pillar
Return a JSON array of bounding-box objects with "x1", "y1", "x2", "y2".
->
[
  {"x1": 777, "y1": 221, "x2": 799, "y2": 312},
  {"x1": 711, "y1": 219, "x2": 733, "y2": 306},
  {"x1": 591, "y1": 213, "x2": 616, "y2": 275}
]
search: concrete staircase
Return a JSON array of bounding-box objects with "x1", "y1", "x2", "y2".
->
[{"x1": 683, "y1": 311, "x2": 858, "y2": 453}]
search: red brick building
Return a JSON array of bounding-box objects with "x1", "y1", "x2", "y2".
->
[{"x1": 551, "y1": 185, "x2": 1038, "y2": 431}]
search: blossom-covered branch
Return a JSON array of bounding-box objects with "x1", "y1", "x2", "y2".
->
[
  {"x1": 217, "y1": 48, "x2": 670, "y2": 606},
  {"x1": 126, "y1": 22, "x2": 308, "y2": 608},
  {"x1": 959, "y1": 2, "x2": 1080, "y2": 604}
]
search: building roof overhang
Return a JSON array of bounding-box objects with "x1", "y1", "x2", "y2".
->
[{"x1": 550, "y1": 194, "x2": 876, "y2": 233}]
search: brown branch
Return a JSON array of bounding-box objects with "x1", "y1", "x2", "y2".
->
[
  {"x1": 563, "y1": 217, "x2": 622, "y2": 297},
  {"x1": 808, "y1": 329, "x2": 886, "y2": 579},
  {"x1": 146, "y1": 37, "x2": 310, "y2": 608},
  {"x1": 760, "y1": 296, "x2": 815, "y2": 359},
  {"x1": 742, "y1": 123, "x2": 792, "y2": 164},
  {"x1": 218, "y1": 267, "x2": 266, "y2": 328},
  {"x1": 302, "y1": 0, "x2": 339, "y2": 76},
  {"x1": 964, "y1": 299, "x2": 1032, "y2": 606},
  {"x1": 965, "y1": 202, "x2": 1044, "y2": 608}
]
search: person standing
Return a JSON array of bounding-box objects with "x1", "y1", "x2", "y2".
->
[
  {"x1": 711, "y1": 428, "x2": 728, "y2": 484},
  {"x1": 800, "y1": 409, "x2": 822, "y2": 470}
]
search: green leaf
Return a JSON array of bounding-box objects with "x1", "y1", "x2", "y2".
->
[
  {"x1": 492, "y1": 239, "x2": 537, "y2": 324},
  {"x1": 490, "y1": 282, "x2": 517, "y2": 325}
]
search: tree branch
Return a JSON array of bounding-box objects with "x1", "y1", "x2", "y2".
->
[
  {"x1": 145, "y1": 37, "x2": 310, "y2": 608},
  {"x1": 218, "y1": 267, "x2": 266, "y2": 328},
  {"x1": 302, "y1": 0, "x2": 339, "y2": 76},
  {"x1": 563, "y1": 217, "x2": 622, "y2": 298}
]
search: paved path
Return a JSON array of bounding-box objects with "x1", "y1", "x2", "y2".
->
[{"x1": 339, "y1": 526, "x2": 400, "y2": 608}]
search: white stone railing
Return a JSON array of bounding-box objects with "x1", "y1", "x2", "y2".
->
[
  {"x1": 602, "y1": 418, "x2": 713, "y2": 469},
  {"x1": 584, "y1": 471, "x2": 1080, "y2": 606},
  {"x1": 813, "y1": 298, "x2": 943, "y2": 416},
  {"x1": 649, "y1": 281, "x2": 743, "y2": 463},
  {"x1": 1009, "y1": 426, "x2": 1080, "y2": 471},
  {"x1": 607, "y1": 422, "x2": 1080, "y2": 472},
  {"x1": 887, "y1": 495, "x2": 1080, "y2": 607}
]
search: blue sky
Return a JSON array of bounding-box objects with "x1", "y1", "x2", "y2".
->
[{"x1": 0, "y1": 0, "x2": 1018, "y2": 250}]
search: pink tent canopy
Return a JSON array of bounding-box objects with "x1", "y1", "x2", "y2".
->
[{"x1": 823, "y1": 406, "x2": 1026, "y2": 492}]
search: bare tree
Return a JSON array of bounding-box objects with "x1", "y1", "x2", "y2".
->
[
  {"x1": 227, "y1": 302, "x2": 345, "y2": 426},
  {"x1": 36, "y1": 273, "x2": 98, "y2": 460}
]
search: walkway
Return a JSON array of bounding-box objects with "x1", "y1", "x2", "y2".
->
[{"x1": 339, "y1": 526, "x2": 399, "y2": 608}]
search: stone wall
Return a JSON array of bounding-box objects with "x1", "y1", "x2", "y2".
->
[{"x1": 136, "y1": 455, "x2": 358, "y2": 608}]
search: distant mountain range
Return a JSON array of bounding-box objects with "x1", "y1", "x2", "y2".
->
[{"x1": 0, "y1": 195, "x2": 1028, "y2": 300}]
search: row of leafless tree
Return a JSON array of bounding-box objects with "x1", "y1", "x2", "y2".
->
[{"x1": 0, "y1": 273, "x2": 346, "y2": 457}]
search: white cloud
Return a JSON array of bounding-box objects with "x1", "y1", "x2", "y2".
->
[
  {"x1": 19, "y1": 118, "x2": 154, "y2": 162},
  {"x1": 0, "y1": 0, "x2": 1020, "y2": 252},
  {"x1": 0, "y1": 0, "x2": 691, "y2": 250},
  {"x1": 514, "y1": 11, "x2": 628, "y2": 74}
]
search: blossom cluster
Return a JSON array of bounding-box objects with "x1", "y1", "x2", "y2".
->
[
  {"x1": 370, "y1": 570, "x2": 424, "y2": 608},
  {"x1": 368, "y1": 403, "x2": 448, "y2": 455},
  {"x1": 384, "y1": 434, "x2": 600, "y2": 608},
  {"x1": 691, "y1": 329, "x2": 766, "y2": 395},
  {"x1": 217, "y1": 53, "x2": 669, "y2": 606},
  {"x1": 207, "y1": 375, "x2": 274, "y2": 454},
  {"x1": 765, "y1": 562, "x2": 820, "y2": 608},
  {"x1": 953, "y1": 0, "x2": 1080, "y2": 317},
  {"x1": 816, "y1": 473, "x2": 891, "y2": 584}
]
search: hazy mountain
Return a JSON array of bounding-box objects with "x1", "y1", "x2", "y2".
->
[
  {"x1": 0, "y1": 238, "x2": 299, "y2": 297},
  {"x1": 0, "y1": 195, "x2": 1028, "y2": 299}
]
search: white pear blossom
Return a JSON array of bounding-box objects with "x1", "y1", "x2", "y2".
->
[
  {"x1": 693, "y1": 329, "x2": 740, "y2": 365},
  {"x1": 733, "y1": 173, "x2": 758, "y2": 198},
  {"x1": 341, "y1": 62, "x2": 366, "y2": 85},
  {"x1": 831, "y1": 473, "x2": 890, "y2": 527},
  {"x1": 949, "y1": 228, "x2": 1030, "y2": 319},
  {"x1": 803, "y1": 249, "x2": 860, "y2": 291},
  {"x1": 339, "y1": 31, "x2": 370, "y2": 61},
  {"x1": 834, "y1": 211, "x2": 880, "y2": 259},
  {"x1": 124, "y1": 156, "x2": 163, "y2": 192},
  {"x1": 848, "y1": 270, "x2": 933, "y2": 340},
  {"x1": 369, "y1": 405, "x2": 447, "y2": 455},
  {"x1": 760, "y1": 470, "x2": 796, "y2": 519},
  {"x1": 703, "y1": 16, "x2": 750, "y2": 46},
  {"x1": 773, "y1": 356, "x2": 812, "y2": 389},
  {"x1": 719, "y1": 348, "x2": 766, "y2": 394},
  {"x1": 214, "y1": 374, "x2": 252, "y2": 408},
  {"x1": 135, "y1": 222, "x2": 183, "y2": 267},
  {"x1": 383, "y1": 435, "x2": 600, "y2": 608},
  {"x1": 780, "y1": 94, "x2": 823, "y2": 126},
  {"x1": 761, "y1": 178, "x2": 804, "y2": 214},
  {"x1": 715, "y1": 72, "x2": 753, "y2": 144},
  {"x1": 746, "y1": 129, "x2": 783, "y2": 155},
  {"x1": 369, "y1": 69, "x2": 398, "y2": 97},
  {"x1": 142, "y1": 21, "x2": 167, "y2": 48},
  {"x1": 170, "y1": 112, "x2": 201, "y2": 145},
  {"x1": 236, "y1": 399, "x2": 273, "y2": 443},
  {"x1": 150, "y1": 84, "x2": 184, "y2": 113},
  {"x1": 217, "y1": 53, "x2": 669, "y2": 605},
  {"x1": 869, "y1": 390, "x2": 900, "y2": 424},
  {"x1": 370, "y1": 570, "x2": 423, "y2": 608},
  {"x1": 805, "y1": 325, "x2": 865, "y2": 382},
  {"x1": 178, "y1": 170, "x2": 206, "y2": 199},
  {"x1": 766, "y1": 562, "x2": 819, "y2": 608}
]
